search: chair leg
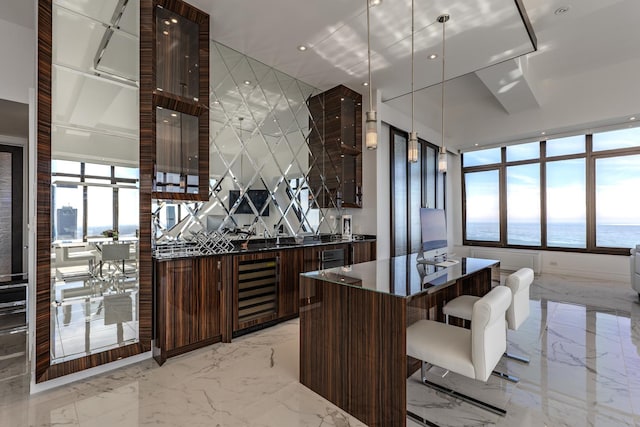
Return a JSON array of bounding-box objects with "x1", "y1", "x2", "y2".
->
[
  {"x1": 420, "y1": 361, "x2": 433, "y2": 382},
  {"x1": 492, "y1": 369, "x2": 519, "y2": 383},
  {"x1": 406, "y1": 410, "x2": 441, "y2": 427},
  {"x1": 417, "y1": 376, "x2": 507, "y2": 416},
  {"x1": 504, "y1": 351, "x2": 530, "y2": 364}
]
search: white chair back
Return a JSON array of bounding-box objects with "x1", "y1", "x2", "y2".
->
[
  {"x1": 505, "y1": 268, "x2": 534, "y2": 331},
  {"x1": 471, "y1": 286, "x2": 511, "y2": 381}
]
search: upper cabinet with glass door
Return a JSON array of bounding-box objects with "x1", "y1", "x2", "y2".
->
[
  {"x1": 152, "y1": 1, "x2": 209, "y2": 200},
  {"x1": 308, "y1": 85, "x2": 363, "y2": 208}
]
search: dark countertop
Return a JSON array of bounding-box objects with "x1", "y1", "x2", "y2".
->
[
  {"x1": 300, "y1": 253, "x2": 499, "y2": 299},
  {"x1": 153, "y1": 235, "x2": 376, "y2": 260}
]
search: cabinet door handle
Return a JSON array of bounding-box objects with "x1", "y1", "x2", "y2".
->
[{"x1": 351, "y1": 245, "x2": 355, "y2": 265}]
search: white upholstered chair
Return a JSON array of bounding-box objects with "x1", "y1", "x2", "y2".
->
[
  {"x1": 406, "y1": 286, "x2": 512, "y2": 416},
  {"x1": 442, "y1": 267, "x2": 534, "y2": 381}
]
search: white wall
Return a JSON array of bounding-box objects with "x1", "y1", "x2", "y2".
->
[
  {"x1": 447, "y1": 57, "x2": 640, "y2": 148},
  {"x1": 0, "y1": 17, "x2": 35, "y2": 104}
]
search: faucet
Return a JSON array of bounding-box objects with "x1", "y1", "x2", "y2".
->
[{"x1": 274, "y1": 224, "x2": 285, "y2": 245}]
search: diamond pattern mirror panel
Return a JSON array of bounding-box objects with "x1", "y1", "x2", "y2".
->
[{"x1": 153, "y1": 42, "x2": 344, "y2": 244}]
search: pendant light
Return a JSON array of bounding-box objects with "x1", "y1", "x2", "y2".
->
[
  {"x1": 365, "y1": 0, "x2": 378, "y2": 150},
  {"x1": 437, "y1": 14, "x2": 450, "y2": 173},
  {"x1": 407, "y1": 0, "x2": 418, "y2": 163}
]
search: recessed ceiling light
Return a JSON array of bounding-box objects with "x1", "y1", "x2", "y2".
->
[
  {"x1": 362, "y1": 82, "x2": 369, "y2": 86},
  {"x1": 162, "y1": 30, "x2": 169, "y2": 36},
  {"x1": 474, "y1": 143, "x2": 479, "y2": 146},
  {"x1": 213, "y1": 100, "x2": 220, "y2": 105},
  {"x1": 170, "y1": 113, "x2": 177, "y2": 117},
  {"x1": 428, "y1": 53, "x2": 438, "y2": 60},
  {"x1": 297, "y1": 45, "x2": 307, "y2": 51},
  {"x1": 244, "y1": 80, "x2": 251, "y2": 85},
  {"x1": 630, "y1": 116, "x2": 637, "y2": 121},
  {"x1": 170, "y1": 18, "x2": 178, "y2": 23},
  {"x1": 541, "y1": 131, "x2": 546, "y2": 135},
  {"x1": 554, "y1": 6, "x2": 569, "y2": 15},
  {"x1": 163, "y1": 20, "x2": 170, "y2": 25},
  {"x1": 369, "y1": 0, "x2": 382, "y2": 6}
]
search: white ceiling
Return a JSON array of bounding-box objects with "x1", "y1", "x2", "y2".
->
[
  {"x1": 192, "y1": 0, "x2": 640, "y2": 150},
  {"x1": 3, "y1": 0, "x2": 639, "y2": 151}
]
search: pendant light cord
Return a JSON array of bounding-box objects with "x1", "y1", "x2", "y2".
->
[
  {"x1": 440, "y1": 18, "x2": 446, "y2": 150},
  {"x1": 411, "y1": 0, "x2": 415, "y2": 132},
  {"x1": 367, "y1": 0, "x2": 373, "y2": 112}
]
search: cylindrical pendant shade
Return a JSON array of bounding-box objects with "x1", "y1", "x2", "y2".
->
[
  {"x1": 365, "y1": 110, "x2": 377, "y2": 150},
  {"x1": 408, "y1": 131, "x2": 418, "y2": 163}
]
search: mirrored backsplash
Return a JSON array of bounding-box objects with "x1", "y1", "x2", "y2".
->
[{"x1": 153, "y1": 41, "x2": 346, "y2": 246}]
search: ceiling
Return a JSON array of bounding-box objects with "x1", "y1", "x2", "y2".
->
[
  {"x1": 192, "y1": 0, "x2": 640, "y2": 150},
  {"x1": 3, "y1": 0, "x2": 639, "y2": 151}
]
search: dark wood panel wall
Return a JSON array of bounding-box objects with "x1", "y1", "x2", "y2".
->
[{"x1": 300, "y1": 276, "x2": 407, "y2": 426}]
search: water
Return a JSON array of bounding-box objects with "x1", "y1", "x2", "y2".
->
[{"x1": 466, "y1": 222, "x2": 640, "y2": 249}]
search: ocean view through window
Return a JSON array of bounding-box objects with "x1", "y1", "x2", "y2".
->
[{"x1": 463, "y1": 126, "x2": 640, "y2": 253}]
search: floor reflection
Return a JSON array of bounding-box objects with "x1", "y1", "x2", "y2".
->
[
  {"x1": 1, "y1": 272, "x2": 638, "y2": 427},
  {"x1": 51, "y1": 277, "x2": 138, "y2": 363}
]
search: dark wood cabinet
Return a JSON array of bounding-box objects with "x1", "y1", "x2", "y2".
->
[
  {"x1": 153, "y1": 239, "x2": 375, "y2": 362},
  {"x1": 349, "y1": 240, "x2": 377, "y2": 264},
  {"x1": 278, "y1": 248, "x2": 304, "y2": 319},
  {"x1": 151, "y1": 0, "x2": 209, "y2": 200},
  {"x1": 308, "y1": 85, "x2": 363, "y2": 209},
  {"x1": 153, "y1": 256, "x2": 224, "y2": 365}
]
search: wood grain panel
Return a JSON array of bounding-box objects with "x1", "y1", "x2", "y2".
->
[
  {"x1": 300, "y1": 277, "x2": 407, "y2": 426},
  {"x1": 153, "y1": 256, "x2": 223, "y2": 365},
  {"x1": 350, "y1": 240, "x2": 376, "y2": 264},
  {"x1": 35, "y1": 0, "x2": 53, "y2": 382},
  {"x1": 277, "y1": 248, "x2": 303, "y2": 318},
  {"x1": 139, "y1": 0, "x2": 154, "y2": 356}
]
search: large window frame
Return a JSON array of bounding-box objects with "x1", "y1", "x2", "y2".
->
[
  {"x1": 390, "y1": 126, "x2": 444, "y2": 257},
  {"x1": 462, "y1": 131, "x2": 640, "y2": 255}
]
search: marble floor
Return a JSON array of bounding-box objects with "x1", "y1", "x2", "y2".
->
[{"x1": 1, "y1": 272, "x2": 639, "y2": 426}]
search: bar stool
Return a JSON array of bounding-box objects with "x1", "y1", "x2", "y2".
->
[
  {"x1": 406, "y1": 286, "x2": 512, "y2": 419},
  {"x1": 442, "y1": 267, "x2": 534, "y2": 382}
]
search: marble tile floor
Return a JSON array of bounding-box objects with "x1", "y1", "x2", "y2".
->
[
  {"x1": 407, "y1": 273, "x2": 640, "y2": 427},
  {"x1": 1, "y1": 272, "x2": 639, "y2": 426}
]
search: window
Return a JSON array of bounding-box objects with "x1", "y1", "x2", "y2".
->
[
  {"x1": 462, "y1": 126, "x2": 640, "y2": 254},
  {"x1": 463, "y1": 147, "x2": 501, "y2": 167},
  {"x1": 390, "y1": 127, "x2": 443, "y2": 256},
  {"x1": 465, "y1": 170, "x2": 500, "y2": 242},
  {"x1": 506, "y1": 141, "x2": 539, "y2": 162},
  {"x1": 507, "y1": 163, "x2": 540, "y2": 245},
  {"x1": 546, "y1": 159, "x2": 586, "y2": 248},
  {"x1": 595, "y1": 154, "x2": 640, "y2": 248}
]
